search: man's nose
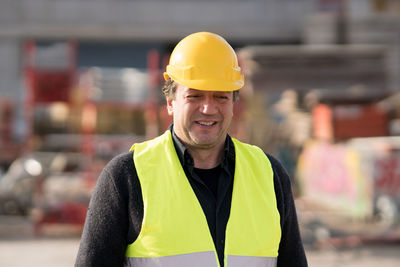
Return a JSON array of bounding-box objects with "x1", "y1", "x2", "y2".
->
[{"x1": 200, "y1": 96, "x2": 218, "y2": 114}]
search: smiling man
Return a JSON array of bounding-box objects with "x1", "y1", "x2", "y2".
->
[
  {"x1": 167, "y1": 86, "x2": 233, "y2": 168},
  {"x1": 75, "y1": 32, "x2": 308, "y2": 267}
]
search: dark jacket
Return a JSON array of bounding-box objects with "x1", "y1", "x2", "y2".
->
[{"x1": 75, "y1": 131, "x2": 308, "y2": 267}]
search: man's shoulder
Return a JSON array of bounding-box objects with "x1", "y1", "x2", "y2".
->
[
  {"x1": 108, "y1": 150, "x2": 134, "y2": 165},
  {"x1": 102, "y1": 150, "x2": 135, "y2": 176},
  {"x1": 263, "y1": 152, "x2": 293, "y2": 193},
  {"x1": 96, "y1": 150, "x2": 141, "y2": 194},
  {"x1": 264, "y1": 153, "x2": 283, "y2": 169}
]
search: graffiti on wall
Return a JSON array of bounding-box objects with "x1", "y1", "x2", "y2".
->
[
  {"x1": 297, "y1": 141, "x2": 372, "y2": 218},
  {"x1": 373, "y1": 156, "x2": 400, "y2": 198}
]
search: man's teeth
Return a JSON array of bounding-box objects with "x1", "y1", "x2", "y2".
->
[{"x1": 198, "y1": 121, "x2": 214, "y2": 126}]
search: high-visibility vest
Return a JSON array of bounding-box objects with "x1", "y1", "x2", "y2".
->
[{"x1": 125, "y1": 130, "x2": 281, "y2": 267}]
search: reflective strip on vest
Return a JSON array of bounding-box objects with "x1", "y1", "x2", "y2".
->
[
  {"x1": 227, "y1": 255, "x2": 277, "y2": 267},
  {"x1": 125, "y1": 251, "x2": 218, "y2": 267},
  {"x1": 125, "y1": 253, "x2": 277, "y2": 267}
]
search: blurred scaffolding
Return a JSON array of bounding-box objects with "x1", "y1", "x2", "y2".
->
[{"x1": 0, "y1": 0, "x2": 400, "y2": 247}]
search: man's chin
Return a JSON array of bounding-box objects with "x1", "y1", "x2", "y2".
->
[{"x1": 190, "y1": 137, "x2": 221, "y2": 149}]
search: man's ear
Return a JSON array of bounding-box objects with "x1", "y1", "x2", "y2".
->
[{"x1": 166, "y1": 98, "x2": 174, "y2": 115}]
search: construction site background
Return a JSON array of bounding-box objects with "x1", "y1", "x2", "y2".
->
[{"x1": 1, "y1": 0, "x2": 400, "y2": 266}]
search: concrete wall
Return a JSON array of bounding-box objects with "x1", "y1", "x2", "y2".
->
[
  {"x1": 0, "y1": 0, "x2": 316, "y2": 102},
  {"x1": 239, "y1": 45, "x2": 388, "y2": 101},
  {"x1": 303, "y1": 0, "x2": 400, "y2": 91},
  {"x1": 0, "y1": 0, "x2": 315, "y2": 41},
  {"x1": 0, "y1": 39, "x2": 21, "y2": 99}
]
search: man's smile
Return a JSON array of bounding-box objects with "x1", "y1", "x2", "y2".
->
[{"x1": 195, "y1": 121, "x2": 217, "y2": 126}]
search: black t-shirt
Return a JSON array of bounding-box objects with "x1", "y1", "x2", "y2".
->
[{"x1": 193, "y1": 165, "x2": 221, "y2": 198}]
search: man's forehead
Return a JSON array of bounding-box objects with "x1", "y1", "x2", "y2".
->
[
  {"x1": 177, "y1": 85, "x2": 231, "y2": 94},
  {"x1": 175, "y1": 83, "x2": 197, "y2": 92}
]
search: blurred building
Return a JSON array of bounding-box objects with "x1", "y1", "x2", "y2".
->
[
  {"x1": 305, "y1": 0, "x2": 400, "y2": 91},
  {"x1": 0, "y1": 0, "x2": 316, "y2": 100},
  {"x1": 2, "y1": 0, "x2": 400, "y2": 101},
  {"x1": 1, "y1": 0, "x2": 400, "y2": 143}
]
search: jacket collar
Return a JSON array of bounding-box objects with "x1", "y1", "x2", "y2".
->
[{"x1": 168, "y1": 124, "x2": 234, "y2": 168}]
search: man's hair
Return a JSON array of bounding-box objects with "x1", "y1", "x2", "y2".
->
[
  {"x1": 162, "y1": 78, "x2": 178, "y2": 100},
  {"x1": 162, "y1": 78, "x2": 240, "y2": 101}
]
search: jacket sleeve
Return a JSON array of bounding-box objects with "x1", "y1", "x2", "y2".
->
[
  {"x1": 75, "y1": 152, "x2": 141, "y2": 267},
  {"x1": 267, "y1": 154, "x2": 308, "y2": 267}
]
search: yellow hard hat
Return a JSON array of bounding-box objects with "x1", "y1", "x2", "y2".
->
[{"x1": 164, "y1": 32, "x2": 244, "y2": 91}]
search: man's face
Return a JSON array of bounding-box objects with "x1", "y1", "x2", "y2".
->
[{"x1": 167, "y1": 83, "x2": 234, "y2": 151}]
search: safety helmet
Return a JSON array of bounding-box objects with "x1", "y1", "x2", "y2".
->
[{"x1": 164, "y1": 32, "x2": 244, "y2": 91}]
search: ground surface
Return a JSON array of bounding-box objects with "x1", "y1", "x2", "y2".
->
[{"x1": 0, "y1": 216, "x2": 399, "y2": 267}]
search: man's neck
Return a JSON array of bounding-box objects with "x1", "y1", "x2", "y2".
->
[
  {"x1": 170, "y1": 126, "x2": 227, "y2": 169},
  {"x1": 187, "y1": 145, "x2": 224, "y2": 169},
  {"x1": 187, "y1": 144, "x2": 224, "y2": 169}
]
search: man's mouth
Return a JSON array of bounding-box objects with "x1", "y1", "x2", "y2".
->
[{"x1": 196, "y1": 121, "x2": 216, "y2": 126}]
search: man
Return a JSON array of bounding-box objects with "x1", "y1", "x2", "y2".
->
[{"x1": 75, "y1": 32, "x2": 307, "y2": 267}]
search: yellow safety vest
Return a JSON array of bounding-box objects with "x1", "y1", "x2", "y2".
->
[{"x1": 125, "y1": 130, "x2": 281, "y2": 267}]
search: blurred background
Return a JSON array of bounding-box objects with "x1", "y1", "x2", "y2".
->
[{"x1": 0, "y1": 0, "x2": 400, "y2": 266}]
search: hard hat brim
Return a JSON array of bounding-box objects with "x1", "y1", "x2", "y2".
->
[{"x1": 164, "y1": 72, "x2": 244, "y2": 92}]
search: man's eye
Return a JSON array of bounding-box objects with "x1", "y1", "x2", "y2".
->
[{"x1": 187, "y1": 95, "x2": 200, "y2": 98}]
